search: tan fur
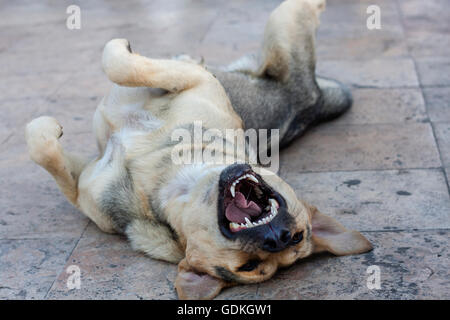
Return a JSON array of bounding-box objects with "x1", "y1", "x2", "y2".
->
[
  {"x1": 25, "y1": 0, "x2": 371, "y2": 300},
  {"x1": 258, "y1": 0, "x2": 322, "y2": 81}
]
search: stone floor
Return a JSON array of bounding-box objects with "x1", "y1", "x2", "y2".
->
[{"x1": 1, "y1": 0, "x2": 449, "y2": 300}]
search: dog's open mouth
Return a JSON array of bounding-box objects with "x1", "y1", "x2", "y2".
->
[{"x1": 218, "y1": 165, "x2": 285, "y2": 235}]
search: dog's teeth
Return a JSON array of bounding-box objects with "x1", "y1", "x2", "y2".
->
[
  {"x1": 230, "y1": 184, "x2": 236, "y2": 197},
  {"x1": 229, "y1": 222, "x2": 240, "y2": 231},
  {"x1": 269, "y1": 198, "x2": 279, "y2": 209},
  {"x1": 245, "y1": 217, "x2": 252, "y2": 227},
  {"x1": 271, "y1": 206, "x2": 277, "y2": 216},
  {"x1": 246, "y1": 175, "x2": 258, "y2": 183},
  {"x1": 270, "y1": 199, "x2": 278, "y2": 219}
]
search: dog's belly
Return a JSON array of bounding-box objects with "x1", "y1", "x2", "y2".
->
[
  {"x1": 100, "y1": 85, "x2": 173, "y2": 129},
  {"x1": 84, "y1": 81, "x2": 246, "y2": 233},
  {"x1": 101, "y1": 84, "x2": 241, "y2": 135},
  {"x1": 79, "y1": 126, "x2": 168, "y2": 233}
]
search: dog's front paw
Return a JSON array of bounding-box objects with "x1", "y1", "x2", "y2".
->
[
  {"x1": 25, "y1": 116, "x2": 63, "y2": 166},
  {"x1": 102, "y1": 38, "x2": 135, "y2": 84}
]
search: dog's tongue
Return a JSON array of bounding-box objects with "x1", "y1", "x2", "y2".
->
[{"x1": 225, "y1": 192, "x2": 261, "y2": 224}]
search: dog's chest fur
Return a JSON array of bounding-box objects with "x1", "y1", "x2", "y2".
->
[{"x1": 95, "y1": 85, "x2": 235, "y2": 233}]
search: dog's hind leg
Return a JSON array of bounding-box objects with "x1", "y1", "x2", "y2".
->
[
  {"x1": 25, "y1": 116, "x2": 87, "y2": 206},
  {"x1": 214, "y1": 0, "x2": 329, "y2": 150},
  {"x1": 257, "y1": 0, "x2": 352, "y2": 118},
  {"x1": 256, "y1": 0, "x2": 325, "y2": 85}
]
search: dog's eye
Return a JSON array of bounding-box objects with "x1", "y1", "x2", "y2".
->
[
  {"x1": 291, "y1": 231, "x2": 304, "y2": 244},
  {"x1": 238, "y1": 259, "x2": 261, "y2": 272}
]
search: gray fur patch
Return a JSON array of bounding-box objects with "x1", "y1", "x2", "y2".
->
[
  {"x1": 306, "y1": 224, "x2": 312, "y2": 241},
  {"x1": 203, "y1": 175, "x2": 218, "y2": 205},
  {"x1": 100, "y1": 167, "x2": 139, "y2": 233},
  {"x1": 146, "y1": 154, "x2": 173, "y2": 224}
]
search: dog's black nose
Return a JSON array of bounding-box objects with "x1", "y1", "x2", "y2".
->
[{"x1": 262, "y1": 228, "x2": 291, "y2": 252}]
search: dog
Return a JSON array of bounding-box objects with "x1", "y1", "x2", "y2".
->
[{"x1": 25, "y1": 0, "x2": 372, "y2": 300}]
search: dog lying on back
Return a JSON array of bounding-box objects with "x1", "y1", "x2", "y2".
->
[{"x1": 26, "y1": 0, "x2": 371, "y2": 299}]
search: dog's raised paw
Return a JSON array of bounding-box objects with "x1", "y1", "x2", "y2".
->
[{"x1": 25, "y1": 116, "x2": 63, "y2": 165}]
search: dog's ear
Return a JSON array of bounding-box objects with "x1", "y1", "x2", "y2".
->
[
  {"x1": 306, "y1": 204, "x2": 373, "y2": 255},
  {"x1": 175, "y1": 258, "x2": 227, "y2": 300}
]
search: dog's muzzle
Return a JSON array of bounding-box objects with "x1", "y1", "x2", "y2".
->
[{"x1": 217, "y1": 163, "x2": 296, "y2": 252}]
